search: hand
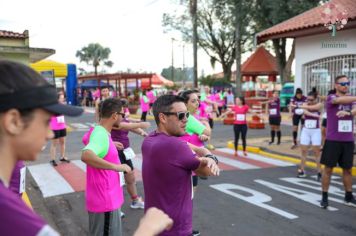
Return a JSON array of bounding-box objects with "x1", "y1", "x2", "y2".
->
[
  {"x1": 141, "y1": 132, "x2": 148, "y2": 137},
  {"x1": 336, "y1": 110, "x2": 351, "y2": 118},
  {"x1": 133, "y1": 207, "x2": 173, "y2": 236},
  {"x1": 201, "y1": 158, "x2": 220, "y2": 176},
  {"x1": 139, "y1": 122, "x2": 151, "y2": 129},
  {"x1": 199, "y1": 134, "x2": 210, "y2": 142},
  {"x1": 116, "y1": 164, "x2": 132, "y2": 173},
  {"x1": 113, "y1": 142, "x2": 124, "y2": 150}
]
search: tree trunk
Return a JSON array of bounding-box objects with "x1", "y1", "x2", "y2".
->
[
  {"x1": 223, "y1": 64, "x2": 232, "y2": 82},
  {"x1": 283, "y1": 39, "x2": 295, "y2": 82},
  {"x1": 191, "y1": 0, "x2": 198, "y2": 88},
  {"x1": 272, "y1": 38, "x2": 286, "y2": 84},
  {"x1": 235, "y1": 0, "x2": 242, "y2": 96}
]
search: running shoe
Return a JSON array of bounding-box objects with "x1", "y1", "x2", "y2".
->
[
  {"x1": 297, "y1": 170, "x2": 306, "y2": 178},
  {"x1": 291, "y1": 144, "x2": 298, "y2": 150},
  {"x1": 130, "y1": 198, "x2": 145, "y2": 209},
  {"x1": 243, "y1": 151, "x2": 248, "y2": 157},
  {"x1": 191, "y1": 230, "x2": 201, "y2": 236},
  {"x1": 276, "y1": 141, "x2": 281, "y2": 145},
  {"x1": 206, "y1": 144, "x2": 215, "y2": 150},
  {"x1": 317, "y1": 173, "x2": 322, "y2": 182},
  {"x1": 344, "y1": 197, "x2": 356, "y2": 207},
  {"x1": 268, "y1": 141, "x2": 274, "y2": 145},
  {"x1": 50, "y1": 160, "x2": 58, "y2": 167},
  {"x1": 120, "y1": 211, "x2": 125, "y2": 218},
  {"x1": 320, "y1": 198, "x2": 328, "y2": 209}
]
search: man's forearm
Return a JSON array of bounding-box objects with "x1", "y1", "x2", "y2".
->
[{"x1": 81, "y1": 150, "x2": 117, "y2": 171}]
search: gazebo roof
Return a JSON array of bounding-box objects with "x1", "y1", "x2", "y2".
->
[{"x1": 241, "y1": 46, "x2": 278, "y2": 76}]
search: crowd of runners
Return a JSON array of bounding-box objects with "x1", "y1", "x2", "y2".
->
[{"x1": 0, "y1": 60, "x2": 355, "y2": 236}]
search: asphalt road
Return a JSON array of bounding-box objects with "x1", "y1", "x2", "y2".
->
[{"x1": 25, "y1": 111, "x2": 356, "y2": 236}]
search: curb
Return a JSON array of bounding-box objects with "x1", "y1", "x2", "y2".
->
[
  {"x1": 22, "y1": 192, "x2": 32, "y2": 209},
  {"x1": 227, "y1": 141, "x2": 356, "y2": 176}
]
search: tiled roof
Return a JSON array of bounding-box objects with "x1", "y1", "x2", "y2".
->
[
  {"x1": 241, "y1": 46, "x2": 278, "y2": 75},
  {"x1": 0, "y1": 30, "x2": 28, "y2": 39},
  {"x1": 257, "y1": 0, "x2": 356, "y2": 42}
]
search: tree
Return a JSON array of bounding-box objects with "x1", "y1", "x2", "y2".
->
[
  {"x1": 75, "y1": 43, "x2": 113, "y2": 75},
  {"x1": 253, "y1": 0, "x2": 325, "y2": 84},
  {"x1": 163, "y1": 0, "x2": 254, "y2": 87}
]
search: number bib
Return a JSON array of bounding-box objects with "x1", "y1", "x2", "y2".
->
[
  {"x1": 56, "y1": 116, "x2": 65, "y2": 123},
  {"x1": 123, "y1": 147, "x2": 136, "y2": 160},
  {"x1": 304, "y1": 120, "x2": 317, "y2": 129},
  {"x1": 338, "y1": 120, "x2": 352, "y2": 132},
  {"x1": 236, "y1": 114, "x2": 245, "y2": 121},
  {"x1": 269, "y1": 109, "x2": 277, "y2": 115}
]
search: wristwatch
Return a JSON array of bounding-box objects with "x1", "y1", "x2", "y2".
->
[{"x1": 204, "y1": 154, "x2": 219, "y2": 164}]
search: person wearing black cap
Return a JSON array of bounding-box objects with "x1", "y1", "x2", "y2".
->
[{"x1": 0, "y1": 60, "x2": 83, "y2": 235}]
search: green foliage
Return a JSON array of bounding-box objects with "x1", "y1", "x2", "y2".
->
[
  {"x1": 76, "y1": 43, "x2": 113, "y2": 75},
  {"x1": 161, "y1": 66, "x2": 193, "y2": 82}
]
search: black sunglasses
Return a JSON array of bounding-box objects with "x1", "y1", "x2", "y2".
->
[
  {"x1": 337, "y1": 82, "x2": 350, "y2": 87},
  {"x1": 162, "y1": 111, "x2": 190, "y2": 120}
]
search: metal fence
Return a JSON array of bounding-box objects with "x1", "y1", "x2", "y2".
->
[{"x1": 303, "y1": 54, "x2": 356, "y2": 95}]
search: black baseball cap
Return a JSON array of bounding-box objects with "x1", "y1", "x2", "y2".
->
[{"x1": 0, "y1": 60, "x2": 83, "y2": 116}]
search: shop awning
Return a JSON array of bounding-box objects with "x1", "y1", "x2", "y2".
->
[{"x1": 31, "y1": 60, "x2": 68, "y2": 77}]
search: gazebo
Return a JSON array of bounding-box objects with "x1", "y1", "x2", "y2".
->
[{"x1": 241, "y1": 46, "x2": 279, "y2": 98}]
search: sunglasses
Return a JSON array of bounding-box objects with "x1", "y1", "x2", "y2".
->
[
  {"x1": 115, "y1": 112, "x2": 125, "y2": 118},
  {"x1": 337, "y1": 82, "x2": 350, "y2": 87},
  {"x1": 162, "y1": 111, "x2": 190, "y2": 120}
]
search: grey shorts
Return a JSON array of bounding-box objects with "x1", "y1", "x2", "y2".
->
[{"x1": 89, "y1": 208, "x2": 122, "y2": 236}]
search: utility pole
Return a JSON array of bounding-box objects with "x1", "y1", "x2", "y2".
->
[
  {"x1": 235, "y1": 0, "x2": 242, "y2": 96},
  {"x1": 190, "y1": 0, "x2": 198, "y2": 88},
  {"x1": 171, "y1": 38, "x2": 175, "y2": 82},
  {"x1": 182, "y1": 44, "x2": 186, "y2": 87}
]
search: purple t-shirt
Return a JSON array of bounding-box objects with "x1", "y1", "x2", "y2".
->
[
  {"x1": 142, "y1": 131, "x2": 200, "y2": 236},
  {"x1": 0, "y1": 181, "x2": 58, "y2": 235},
  {"x1": 291, "y1": 96, "x2": 307, "y2": 114},
  {"x1": 326, "y1": 94, "x2": 355, "y2": 142},
  {"x1": 9, "y1": 161, "x2": 25, "y2": 195},
  {"x1": 111, "y1": 119, "x2": 130, "y2": 148},
  {"x1": 268, "y1": 98, "x2": 281, "y2": 118}
]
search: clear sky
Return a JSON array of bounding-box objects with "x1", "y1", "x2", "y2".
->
[{"x1": 0, "y1": 0, "x2": 223, "y2": 76}]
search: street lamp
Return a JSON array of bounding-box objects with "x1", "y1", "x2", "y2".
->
[{"x1": 171, "y1": 38, "x2": 175, "y2": 82}]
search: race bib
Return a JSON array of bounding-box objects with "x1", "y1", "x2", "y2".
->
[
  {"x1": 269, "y1": 109, "x2": 277, "y2": 115},
  {"x1": 304, "y1": 120, "x2": 317, "y2": 129},
  {"x1": 236, "y1": 114, "x2": 245, "y2": 121},
  {"x1": 123, "y1": 147, "x2": 136, "y2": 160},
  {"x1": 19, "y1": 167, "x2": 26, "y2": 194},
  {"x1": 56, "y1": 116, "x2": 65, "y2": 123},
  {"x1": 338, "y1": 120, "x2": 352, "y2": 132},
  {"x1": 119, "y1": 172, "x2": 125, "y2": 187}
]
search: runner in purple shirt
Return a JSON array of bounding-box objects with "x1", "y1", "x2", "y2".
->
[
  {"x1": 264, "y1": 90, "x2": 282, "y2": 145},
  {"x1": 142, "y1": 95, "x2": 219, "y2": 236},
  {"x1": 319, "y1": 75, "x2": 356, "y2": 209},
  {"x1": 289, "y1": 88, "x2": 307, "y2": 149},
  {"x1": 0, "y1": 60, "x2": 83, "y2": 235}
]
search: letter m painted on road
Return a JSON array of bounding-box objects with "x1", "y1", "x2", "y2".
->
[{"x1": 210, "y1": 183, "x2": 298, "y2": 220}]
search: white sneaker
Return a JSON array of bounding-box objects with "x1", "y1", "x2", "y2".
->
[{"x1": 130, "y1": 198, "x2": 145, "y2": 209}]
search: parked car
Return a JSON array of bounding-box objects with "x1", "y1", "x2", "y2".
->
[{"x1": 280, "y1": 83, "x2": 294, "y2": 111}]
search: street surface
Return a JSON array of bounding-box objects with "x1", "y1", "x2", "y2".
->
[{"x1": 25, "y1": 109, "x2": 356, "y2": 236}]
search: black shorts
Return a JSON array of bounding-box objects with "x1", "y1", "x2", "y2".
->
[
  {"x1": 322, "y1": 118, "x2": 327, "y2": 128},
  {"x1": 192, "y1": 176, "x2": 198, "y2": 187},
  {"x1": 53, "y1": 129, "x2": 67, "y2": 139},
  {"x1": 292, "y1": 115, "x2": 304, "y2": 126},
  {"x1": 209, "y1": 118, "x2": 214, "y2": 129},
  {"x1": 321, "y1": 140, "x2": 354, "y2": 169},
  {"x1": 118, "y1": 150, "x2": 134, "y2": 171},
  {"x1": 269, "y1": 116, "x2": 281, "y2": 126}
]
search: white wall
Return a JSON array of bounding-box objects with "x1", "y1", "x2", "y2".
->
[{"x1": 295, "y1": 28, "x2": 356, "y2": 91}]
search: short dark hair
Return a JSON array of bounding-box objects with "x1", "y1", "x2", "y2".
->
[
  {"x1": 99, "y1": 98, "x2": 122, "y2": 118},
  {"x1": 152, "y1": 95, "x2": 185, "y2": 125},
  {"x1": 295, "y1": 88, "x2": 303, "y2": 95},
  {"x1": 335, "y1": 75, "x2": 348, "y2": 83},
  {"x1": 238, "y1": 96, "x2": 246, "y2": 105}
]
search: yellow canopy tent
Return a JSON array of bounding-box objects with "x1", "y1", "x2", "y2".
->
[{"x1": 30, "y1": 60, "x2": 68, "y2": 77}]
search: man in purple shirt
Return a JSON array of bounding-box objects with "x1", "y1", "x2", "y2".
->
[
  {"x1": 142, "y1": 95, "x2": 219, "y2": 236},
  {"x1": 0, "y1": 60, "x2": 83, "y2": 235},
  {"x1": 320, "y1": 75, "x2": 356, "y2": 208}
]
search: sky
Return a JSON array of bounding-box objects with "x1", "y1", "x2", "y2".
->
[{"x1": 0, "y1": 0, "x2": 224, "y2": 76}]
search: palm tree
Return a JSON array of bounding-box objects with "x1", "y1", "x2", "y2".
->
[{"x1": 75, "y1": 43, "x2": 113, "y2": 75}]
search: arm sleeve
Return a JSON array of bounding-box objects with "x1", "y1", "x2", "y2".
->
[
  {"x1": 186, "y1": 115, "x2": 206, "y2": 135},
  {"x1": 82, "y1": 126, "x2": 109, "y2": 158},
  {"x1": 173, "y1": 141, "x2": 200, "y2": 171}
]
